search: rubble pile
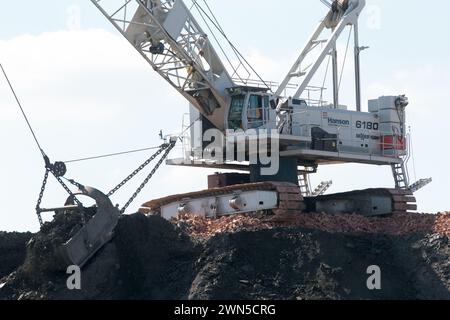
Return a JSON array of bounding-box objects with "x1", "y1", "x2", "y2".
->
[
  {"x1": 2, "y1": 211, "x2": 450, "y2": 300},
  {"x1": 434, "y1": 213, "x2": 450, "y2": 236},
  {"x1": 173, "y1": 212, "x2": 450, "y2": 238},
  {"x1": 174, "y1": 214, "x2": 272, "y2": 237},
  {"x1": 271, "y1": 212, "x2": 441, "y2": 236}
]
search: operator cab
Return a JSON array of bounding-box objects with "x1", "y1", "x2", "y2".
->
[{"x1": 226, "y1": 87, "x2": 275, "y2": 131}]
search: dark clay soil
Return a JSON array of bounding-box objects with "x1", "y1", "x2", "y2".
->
[
  {"x1": 0, "y1": 232, "x2": 33, "y2": 279},
  {"x1": 1, "y1": 214, "x2": 450, "y2": 300}
]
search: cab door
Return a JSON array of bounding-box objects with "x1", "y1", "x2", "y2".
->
[{"x1": 246, "y1": 94, "x2": 270, "y2": 129}]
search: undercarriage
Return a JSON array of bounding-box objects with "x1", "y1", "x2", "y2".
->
[{"x1": 139, "y1": 180, "x2": 417, "y2": 220}]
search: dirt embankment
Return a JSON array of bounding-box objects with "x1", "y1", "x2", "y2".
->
[
  {"x1": 1, "y1": 212, "x2": 450, "y2": 300},
  {"x1": 0, "y1": 232, "x2": 33, "y2": 279}
]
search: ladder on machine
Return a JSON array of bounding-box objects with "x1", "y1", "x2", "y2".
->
[
  {"x1": 311, "y1": 180, "x2": 333, "y2": 196},
  {"x1": 298, "y1": 173, "x2": 312, "y2": 197},
  {"x1": 409, "y1": 178, "x2": 432, "y2": 193},
  {"x1": 298, "y1": 174, "x2": 333, "y2": 197},
  {"x1": 392, "y1": 160, "x2": 433, "y2": 193},
  {"x1": 391, "y1": 162, "x2": 409, "y2": 189}
]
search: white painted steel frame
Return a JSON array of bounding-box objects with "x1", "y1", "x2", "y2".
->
[{"x1": 91, "y1": 0, "x2": 234, "y2": 129}]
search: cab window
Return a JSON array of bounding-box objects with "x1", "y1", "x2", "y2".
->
[{"x1": 228, "y1": 95, "x2": 245, "y2": 130}]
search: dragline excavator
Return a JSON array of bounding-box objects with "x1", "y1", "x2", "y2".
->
[{"x1": 90, "y1": 0, "x2": 431, "y2": 221}]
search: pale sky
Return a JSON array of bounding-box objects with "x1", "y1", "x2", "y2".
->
[{"x1": 1, "y1": 0, "x2": 449, "y2": 232}]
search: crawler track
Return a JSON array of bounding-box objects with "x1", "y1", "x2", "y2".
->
[
  {"x1": 140, "y1": 183, "x2": 416, "y2": 219},
  {"x1": 140, "y1": 181, "x2": 304, "y2": 217},
  {"x1": 306, "y1": 188, "x2": 417, "y2": 217}
]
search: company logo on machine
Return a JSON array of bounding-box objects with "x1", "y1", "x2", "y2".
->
[
  {"x1": 327, "y1": 117, "x2": 350, "y2": 127},
  {"x1": 322, "y1": 112, "x2": 328, "y2": 119}
]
